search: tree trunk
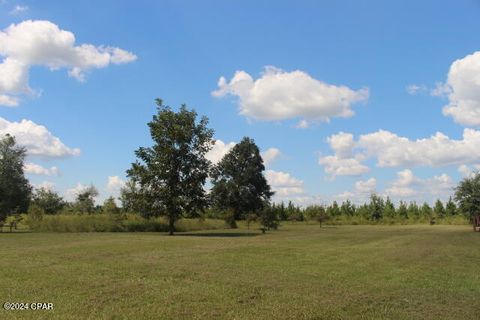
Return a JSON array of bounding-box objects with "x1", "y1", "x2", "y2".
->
[
  {"x1": 168, "y1": 216, "x2": 175, "y2": 235},
  {"x1": 229, "y1": 219, "x2": 238, "y2": 229}
]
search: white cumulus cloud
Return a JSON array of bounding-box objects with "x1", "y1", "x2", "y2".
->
[
  {"x1": 265, "y1": 170, "x2": 305, "y2": 198},
  {"x1": 0, "y1": 117, "x2": 80, "y2": 158},
  {"x1": 212, "y1": 66, "x2": 369, "y2": 125},
  {"x1": 106, "y1": 176, "x2": 125, "y2": 194},
  {"x1": 319, "y1": 132, "x2": 369, "y2": 178},
  {"x1": 0, "y1": 20, "x2": 137, "y2": 106},
  {"x1": 206, "y1": 139, "x2": 236, "y2": 164},
  {"x1": 384, "y1": 170, "x2": 454, "y2": 202},
  {"x1": 440, "y1": 51, "x2": 480, "y2": 126},
  {"x1": 261, "y1": 147, "x2": 281, "y2": 165},
  {"x1": 24, "y1": 162, "x2": 59, "y2": 176},
  {"x1": 335, "y1": 178, "x2": 377, "y2": 204},
  {"x1": 358, "y1": 129, "x2": 480, "y2": 167}
]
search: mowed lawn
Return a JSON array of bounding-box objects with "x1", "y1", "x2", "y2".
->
[{"x1": 0, "y1": 225, "x2": 479, "y2": 319}]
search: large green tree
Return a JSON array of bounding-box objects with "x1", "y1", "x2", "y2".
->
[
  {"x1": 0, "y1": 134, "x2": 31, "y2": 221},
  {"x1": 127, "y1": 99, "x2": 214, "y2": 235},
  {"x1": 210, "y1": 137, "x2": 273, "y2": 227},
  {"x1": 454, "y1": 172, "x2": 480, "y2": 224},
  {"x1": 32, "y1": 187, "x2": 65, "y2": 214},
  {"x1": 434, "y1": 199, "x2": 446, "y2": 219}
]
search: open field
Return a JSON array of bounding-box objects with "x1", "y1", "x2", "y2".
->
[{"x1": 0, "y1": 225, "x2": 479, "y2": 319}]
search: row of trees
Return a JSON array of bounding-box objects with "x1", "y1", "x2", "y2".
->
[
  {"x1": 1, "y1": 99, "x2": 480, "y2": 233},
  {"x1": 266, "y1": 196, "x2": 460, "y2": 224}
]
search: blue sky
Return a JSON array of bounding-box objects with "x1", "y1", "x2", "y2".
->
[{"x1": 1, "y1": 0, "x2": 480, "y2": 205}]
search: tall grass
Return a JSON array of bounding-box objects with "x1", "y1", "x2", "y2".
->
[{"x1": 23, "y1": 213, "x2": 227, "y2": 233}]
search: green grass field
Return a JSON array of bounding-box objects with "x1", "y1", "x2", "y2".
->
[{"x1": 1, "y1": 224, "x2": 479, "y2": 319}]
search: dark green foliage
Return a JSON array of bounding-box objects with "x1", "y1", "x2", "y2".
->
[
  {"x1": 340, "y1": 200, "x2": 355, "y2": 216},
  {"x1": 210, "y1": 137, "x2": 273, "y2": 227},
  {"x1": 407, "y1": 202, "x2": 420, "y2": 219},
  {"x1": 421, "y1": 202, "x2": 433, "y2": 218},
  {"x1": 127, "y1": 99, "x2": 214, "y2": 235},
  {"x1": 369, "y1": 194, "x2": 384, "y2": 220},
  {"x1": 355, "y1": 204, "x2": 370, "y2": 219},
  {"x1": 326, "y1": 201, "x2": 340, "y2": 217},
  {"x1": 286, "y1": 200, "x2": 303, "y2": 221},
  {"x1": 445, "y1": 197, "x2": 457, "y2": 216},
  {"x1": 74, "y1": 185, "x2": 99, "y2": 214},
  {"x1": 434, "y1": 199, "x2": 446, "y2": 218},
  {"x1": 454, "y1": 172, "x2": 480, "y2": 219},
  {"x1": 383, "y1": 197, "x2": 396, "y2": 218},
  {"x1": 397, "y1": 201, "x2": 408, "y2": 219},
  {"x1": 119, "y1": 179, "x2": 152, "y2": 216},
  {"x1": 315, "y1": 206, "x2": 329, "y2": 227},
  {"x1": 0, "y1": 134, "x2": 31, "y2": 221},
  {"x1": 32, "y1": 187, "x2": 65, "y2": 214},
  {"x1": 259, "y1": 206, "x2": 279, "y2": 232},
  {"x1": 277, "y1": 202, "x2": 288, "y2": 221},
  {"x1": 102, "y1": 197, "x2": 120, "y2": 214}
]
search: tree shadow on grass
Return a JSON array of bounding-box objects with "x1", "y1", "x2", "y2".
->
[{"x1": 174, "y1": 232, "x2": 261, "y2": 237}]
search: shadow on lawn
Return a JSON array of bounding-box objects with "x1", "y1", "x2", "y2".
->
[{"x1": 175, "y1": 232, "x2": 260, "y2": 237}]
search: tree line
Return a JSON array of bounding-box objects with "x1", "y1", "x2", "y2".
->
[
  {"x1": 262, "y1": 195, "x2": 460, "y2": 226},
  {"x1": 1, "y1": 99, "x2": 479, "y2": 233}
]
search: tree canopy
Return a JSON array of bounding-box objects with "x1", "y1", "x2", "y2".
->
[
  {"x1": 454, "y1": 172, "x2": 480, "y2": 219},
  {"x1": 0, "y1": 134, "x2": 31, "y2": 221},
  {"x1": 127, "y1": 99, "x2": 214, "y2": 235},
  {"x1": 32, "y1": 187, "x2": 65, "y2": 215},
  {"x1": 210, "y1": 137, "x2": 273, "y2": 227},
  {"x1": 74, "y1": 186, "x2": 99, "y2": 214}
]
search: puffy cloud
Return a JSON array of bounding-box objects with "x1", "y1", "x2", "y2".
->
[
  {"x1": 384, "y1": 170, "x2": 455, "y2": 201},
  {"x1": 106, "y1": 176, "x2": 125, "y2": 193},
  {"x1": 335, "y1": 178, "x2": 376, "y2": 203},
  {"x1": 24, "y1": 162, "x2": 59, "y2": 176},
  {"x1": 384, "y1": 170, "x2": 419, "y2": 197},
  {"x1": 458, "y1": 164, "x2": 471, "y2": 177},
  {"x1": 212, "y1": 66, "x2": 369, "y2": 124},
  {"x1": 206, "y1": 140, "x2": 281, "y2": 167},
  {"x1": 319, "y1": 132, "x2": 369, "y2": 178},
  {"x1": 358, "y1": 129, "x2": 480, "y2": 167},
  {"x1": 457, "y1": 163, "x2": 480, "y2": 178},
  {"x1": 0, "y1": 94, "x2": 19, "y2": 107},
  {"x1": 206, "y1": 139, "x2": 236, "y2": 164},
  {"x1": 321, "y1": 127, "x2": 480, "y2": 177},
  {"x1": 327, "y1": 132, "x2": 355, "y2": 158},
  {"x1": 265, "y1": 170, "x2": 305, "y2": 198},
  {"x1": 0, "y1": 117, "x2": 80, "y2": 158},
  {"x1": 322, "y1": 129, "x2": 480, "y2": 174},
  {"x1": 440, "y1": 51, "x2": 480, "y2": 126},
  {"x1": 355, "y1": 178, "x2": 377, "y2": 194},
  {"x1": 319, "y1": 155, "x2": 369, "y2": 178},
  {"x1": 261, "y1": 147, "x2": 281, "y2": 165},
  {"x1": 0, "y1": 20, "x2": 137, "y2": 106}
]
